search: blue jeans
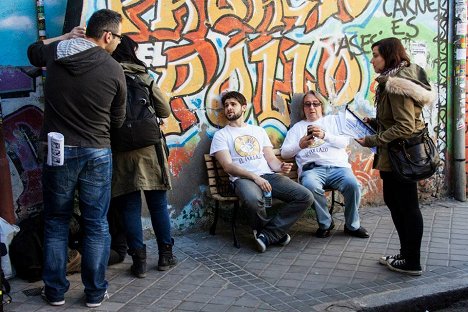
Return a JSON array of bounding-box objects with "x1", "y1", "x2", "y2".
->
[
  {"x1": 42, "y1": 147, "x2": 111, "y2": 304},
  {"x1": 234, "y1": 173, "x2": 314, "y2": 244},
  {"x1": 301, "y1": 166, "x2": 361, "y2": 230},
  {"x1": 117, "y1": 190, "x2": 172, "y2": 250}
]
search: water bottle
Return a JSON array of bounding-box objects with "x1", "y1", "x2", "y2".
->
[{"x1": 264, "y1": 191, "x2": 272, "y2": 208}]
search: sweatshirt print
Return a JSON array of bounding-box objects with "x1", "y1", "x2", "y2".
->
[{"x1": 210, "y1": 124, "x2": 273, "y2": 181}]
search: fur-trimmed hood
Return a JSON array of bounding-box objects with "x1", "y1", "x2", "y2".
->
[{"x1": 377, "y1": 64, "x2": 436, "y2": 108}]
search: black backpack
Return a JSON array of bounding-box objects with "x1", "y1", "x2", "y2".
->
[
  {"x1": 9, "y1": 214, "x2": 44, "y2": 282},
  {"x1": 111, "y1": 73, "x2": 165, "y2": 152}
]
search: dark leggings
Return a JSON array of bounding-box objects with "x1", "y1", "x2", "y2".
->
[{"x1": 381, "y1": 171, "x2": 423, "y2": 266}]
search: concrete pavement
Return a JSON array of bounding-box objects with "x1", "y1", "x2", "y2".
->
[{"x1": 4, "y1": 198, "x2": 468, "y2": 311}]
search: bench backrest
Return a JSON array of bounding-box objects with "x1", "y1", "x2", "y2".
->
[{"x1": 204, "y1": 154, "x2": 238, "y2": 201}]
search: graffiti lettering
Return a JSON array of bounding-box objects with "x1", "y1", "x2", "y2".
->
[
  {"x1": 391, "y1": 16, "x2": 419, "y2": 38},
  {"x1": 383, "y1": 0, "x2": 437, "y2": 18},
  {"x1": 335, "y1": 34, "x2": 379, "y2": 57}
]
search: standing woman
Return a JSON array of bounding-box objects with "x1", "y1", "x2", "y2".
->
[
  {"x1": 356, "y1": 37, "x2": 435, "y2": 276},
  {"x1": 111, "y1": 35, "x2": 177, "y2": 278}
]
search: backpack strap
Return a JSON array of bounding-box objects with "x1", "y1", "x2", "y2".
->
[{"x1": 146, "y1": 80, "x2": 170, "y2": 187}]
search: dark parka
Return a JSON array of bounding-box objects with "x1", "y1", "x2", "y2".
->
[
  {"x1": 111, "y1": 63, "x2": 172, "y2": 197},
  {"x1": 364, "y1": 64, "x2": 436, "y2": 172}
]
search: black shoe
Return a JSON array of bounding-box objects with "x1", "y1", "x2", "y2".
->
[
  {"x1": 277, "y1": 234, "x2": 291, "y2": 246},
  {"x1": 379, "y1": 253, "x2": 403, "y2": 265},
  {"x1": 157, "y1": 243, "x2": 178, "y2": 271},
  {"x1": 387, "y1": 259, "x2": 422, "y2": 276},
  {"x1": 315, "y1": 221, "x2": 335, "y2": 238},
  {"x1": 344, "y1": 226, "x2": 369, "y2": 238},
  {"x1": 41, "y1": 287, "x2": 65, "y2": 306}
]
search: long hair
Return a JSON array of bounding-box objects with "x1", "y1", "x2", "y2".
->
[
  {"x1": 85, "y1": 9, "x2": 122, "y2": 40},
  {"x1": 111, "y1": 35, "x2": 146, "y2": 68},
  {"x1": 372, "y1": 37, "x2": 410, "y2": 72},
  {"x1": 299, "y1": 90, "x2": 328, "y2": 120}
]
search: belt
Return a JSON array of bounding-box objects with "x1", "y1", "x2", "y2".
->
[{"x1": 302, "y1": 162, "x2": 316, "y2": 172}]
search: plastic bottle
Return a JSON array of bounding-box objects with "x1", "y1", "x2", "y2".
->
[{"x1": 264, "y1": 191, "x2": 272, "y2": 208}]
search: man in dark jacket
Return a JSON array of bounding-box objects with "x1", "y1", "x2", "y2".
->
[{"x1": 27, "y1": 9, "x2": 126, "y2": 308}]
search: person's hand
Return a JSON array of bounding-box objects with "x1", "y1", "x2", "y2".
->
[
  {"x1": 280, "y1": 162, "x2": 292, "y2": 174},
  {"x1": 67, "y1": 26, "x2": 86, "y2": 39},
  {"x1": 299, "y1": 134, "x2": 314, "y2": 149},
  {"x1": 355, "y1": 138, "x2": 367, "y2": 147},
  {"x1": 308, "y1": 125, "x2": 325, "y2": 139},
  {"x1": 363, "y1": 117, "x2": 371, "y2": 123},
  {"x1": 253, "y1": 176, "x2": 271, "y2": 192}
]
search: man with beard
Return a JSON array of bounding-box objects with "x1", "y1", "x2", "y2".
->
[{"x1": 210, "y1": 91, "x2": 314, "y2": 253}]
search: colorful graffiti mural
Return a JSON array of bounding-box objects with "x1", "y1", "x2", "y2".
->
[{"x1": 1, "y1": 0, "x2": 448, "y2": 230}]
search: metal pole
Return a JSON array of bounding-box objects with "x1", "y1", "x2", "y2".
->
[{"x1": 452, "y1": 0, "x2": 467, "y2": 201}]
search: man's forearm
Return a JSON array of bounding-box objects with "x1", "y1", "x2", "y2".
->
[{"x1": 223, "y1": 163, "x2": 258, "y2": 181}]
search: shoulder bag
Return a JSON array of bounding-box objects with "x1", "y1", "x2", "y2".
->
[{"x1": 387, "y1": 124, "x2": 439, "y2": 182}]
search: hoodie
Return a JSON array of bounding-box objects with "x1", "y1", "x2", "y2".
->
[
  {"x1": 364, "y1": 63, "x2": 436, "y2": 171},
  {"x1": 27, "y1": 38, "x2": 126, "y2": 147}
]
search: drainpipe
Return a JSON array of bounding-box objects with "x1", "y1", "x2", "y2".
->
[{"x1": 450, "y1": 0, "x2": 467, "y2": 201}]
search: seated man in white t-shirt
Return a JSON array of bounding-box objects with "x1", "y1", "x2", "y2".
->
[
  {"x1": 210, "y1": 91, "x2": 314, "y2": 253},
  {"x1": 281, "y1": 91, "x2": 369, "y2": 239}
]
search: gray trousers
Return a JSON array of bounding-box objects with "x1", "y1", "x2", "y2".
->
[{"x1": 234, "y1": 173, "x2": 314, "y2": 244}]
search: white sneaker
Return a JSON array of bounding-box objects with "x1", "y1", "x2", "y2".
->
[{"x1": 86, "y1": 291, "x2": 109, "y2": 308}]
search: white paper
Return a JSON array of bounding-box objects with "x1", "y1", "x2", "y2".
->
[
  {"x1": 337, "y1": 108, "x2": 377, "y2": 154},
  {"x1": 47, "y1": 132, "x2": 64, "y2": 166}
]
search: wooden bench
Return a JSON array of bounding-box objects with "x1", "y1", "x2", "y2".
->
[{"x1": 204, "y1": 149, "x2": 343, "y2": 248}]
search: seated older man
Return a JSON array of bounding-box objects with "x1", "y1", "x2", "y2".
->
[{"x1": 281, "y1": 91, "x2": 368, "y2": 239}]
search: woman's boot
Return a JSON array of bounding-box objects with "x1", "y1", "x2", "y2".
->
[
  {"x1": 157, "y1": 241, "x2": 178, "y2": 271},
  {"x1": 128, "y1": 245, "x2": 147, "y2": 278}
]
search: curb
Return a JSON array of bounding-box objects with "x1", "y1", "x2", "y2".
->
[{"x1": 312, "y1": 275, "x2": 468, "y2": 312}]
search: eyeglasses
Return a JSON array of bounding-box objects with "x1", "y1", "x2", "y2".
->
[
  {"x1": 105, "y1": 30, "x2": 122, "y2": 41},
  {"x1": 303, "y1": 101, "x2": 321, "y2": 108}
]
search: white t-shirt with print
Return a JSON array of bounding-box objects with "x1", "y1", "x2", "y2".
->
[
  {"x1": 281, "y1": 115, "x2": 351, "y2": 176},
  {"x1": 210, "y1": 124, "x2": 274, "y2": 181}
]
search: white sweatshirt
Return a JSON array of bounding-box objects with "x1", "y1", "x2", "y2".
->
[{"x1": 281, "y1": 115, "x2": 351, "y2": 176}]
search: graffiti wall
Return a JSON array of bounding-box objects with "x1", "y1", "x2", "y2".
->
[{"x1": 1, "y1": 0, "x2": 448, "y2": 230}]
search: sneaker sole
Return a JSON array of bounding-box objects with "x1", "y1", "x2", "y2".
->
[
  {"x1": 86, "y1": 291, "x2": 109, "y2": 308},
  {"x1": 386, "y1": 263, "x2": 422, "y2": 276},
  {"x1": 255, "y1": 238, "x2": 267, "y2": 253},
  {"x1": 41, "y1": 289, "x2": 65, "y2": 306},
  {"x1": 379, "y1": 256, "x2": 391, "y2": 265}
]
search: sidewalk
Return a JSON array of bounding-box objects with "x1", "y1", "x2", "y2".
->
[{"x1": 4, "y1": 198, "x2": 468, "y2": 311}]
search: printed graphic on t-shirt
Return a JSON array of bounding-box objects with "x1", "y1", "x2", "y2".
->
[
  {"x1": 234, "y1": 135, "x2": 260, "y2": 157},
  {"x1": 308, "y1": 137, "x2": 325, "y2": 148},
  {"x1": 305, "y1": 138, "x2": 328, "y2": 157}
]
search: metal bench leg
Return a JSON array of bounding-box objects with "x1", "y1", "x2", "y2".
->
[
  {"x1": 232, "y1": 201, "x2": 240, "y2": 248},
  {"x1": 329, "y1": 190, "x2": 335, "y2": 215},
  {"x1": 210, "y1": 201, "x2": 219, "y2": 235}
]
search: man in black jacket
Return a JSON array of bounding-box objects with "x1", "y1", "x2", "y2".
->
[{"x1": 27, "y1": 9, "x2": 126, "y2": 308}]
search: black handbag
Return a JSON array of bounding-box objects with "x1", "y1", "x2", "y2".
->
[{"x1": 387, "y1": 125, "x2": 439, "y2": 182}]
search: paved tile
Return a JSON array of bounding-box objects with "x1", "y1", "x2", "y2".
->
[{"x1": 5, "y1": 199, "x2": 468, "y2": 311}]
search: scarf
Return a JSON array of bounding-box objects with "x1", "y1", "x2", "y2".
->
[{"x1": 374, "y1": 61, "x2": 408, "y2": 104}]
